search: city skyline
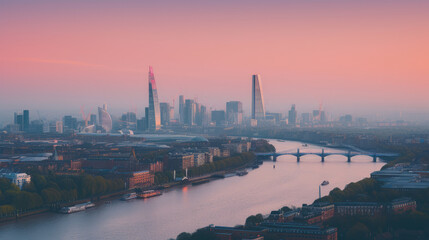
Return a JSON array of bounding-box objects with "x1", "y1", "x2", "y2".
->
[{"x1": 1, "y1": 0, "x2": 429, "y2": 123}]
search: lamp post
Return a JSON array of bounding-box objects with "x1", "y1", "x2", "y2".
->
[{"x1": 319, "y1": 180, "x2": 329, "y2": 199}]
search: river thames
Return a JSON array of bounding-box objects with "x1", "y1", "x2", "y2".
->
[{"x1": 0, "y1": 139, "x2": 385, "y2": 240}]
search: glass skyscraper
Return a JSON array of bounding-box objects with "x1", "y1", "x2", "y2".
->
[
  {"x1": 148, "y1": 66, "x2": 161, "y2": 131},
  {"x1": 98, "y1": 104, "x2": 112, "y2": 133},
  {"x1": 252, "y1": 74, "x2": 265, "y2": 120}
]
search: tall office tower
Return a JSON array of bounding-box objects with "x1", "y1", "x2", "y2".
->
[
  {"x1": 252, "y1": 74, "x2": 265, "y2": 120},
  {"x1": 200, "y1": 105, "x2": 208, "y2": 126},
  {"x1": 98, "y1": 104, "x2": 113, "y2": 133},
  {"x1": 301, "y1": 113, "x2": 311, "y2": 125},
  {"x1": 63, "y1": 115, "x2": 77, "y2": 132},
  {"x1": 195, "y1": 102, "x2": 201, "y2": 126},
  {"x1": 23, "y1": 110, "x2": 29, "y2": 132},
  {"x1": 56, "y1": 121, "x2": 63, "y2": 133},
  {"x1": 121, "y1": 112, "x2": 137, "y2": 129},
  {"x1": 89, "y1": 114, "x2": 97, "y2": 125},
  {"x1": 320, "y1": 111, "x2": 326, "y2": 123},
  {"x1": 226, "y1": 101, "x2": 243, "y2": 125},
  {"x1": 288, "y1": 104, "x2": 297, "y2": 126},
  {"x1": 160, "y1": 102, "x2": 171, "y2": 126},
  {"x1": 179, "y1": 95, "x2": 185, "y2": 123},
  {"x1": 211, "y1": 110, "x2": 226, "y2": 126},
  {"x1": 148, "y1": 66, "x2": 161, "y2": 131},
  {"x1": 184, "y1": 99, "x2": 196, "y2": 126},
  {"x1": 14, "y1": 113, "x2": 23, "y2": 131}
]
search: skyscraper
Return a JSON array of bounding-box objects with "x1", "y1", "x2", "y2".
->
[
  {"x1": 226, "y1": 101, "x2": 243, "y2": 125},
  {"x1": 184, "y1": 99, "x2": 196, "y2": 126},
  {"x1": 179, "y1": 95, "x2": 185, "y2": 123},
  {"x1": 23, "y1": 110, "x2": 29, "y2": 132},
  {"x1": 98, "y1": 104, "x2": 112, "y2": 133},
  {"x1": 148, "y1": 66, "x2": 161, "y2": 131},
  {"x1": 252, "y1": 74, "x2": 265, "y2": 120},
  {"x1": 160, "y1": 102, "x2": 171, "y2": 126},
  {"x1": 288, "y1": 104, "x2": 297, "y2": 126}
]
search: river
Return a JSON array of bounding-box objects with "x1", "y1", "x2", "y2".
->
[{"x1": 0, "y1": 139, "x2": 385, "y2": 240}]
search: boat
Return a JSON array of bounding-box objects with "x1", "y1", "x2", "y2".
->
[
  {"x1": 137, "y1": 190, "x2": 162, "y2": 199},
  {"x1": 302, "y1": 143, "x2": 308, "y2": 147},
  {"x1": 236, "y1": 170, "x2": 248, "y2": 176},
  {"x1": 60, "y1": 202, "x2": 95, "y2": 214},
  {"x1": 121, "y1": 192, "x2": 137, "y2": 201},
  {"x1": 321, "y1": 180, "x2": 329, "y2": 186},
  {"x1": 273, "y1": 164, "x2": 276, "y2": 169}
]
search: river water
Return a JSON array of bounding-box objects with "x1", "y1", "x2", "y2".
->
[{"x1": 0, "y1": 139, "x2": 385, "y2": 240}]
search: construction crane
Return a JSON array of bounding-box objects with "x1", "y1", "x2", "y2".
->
[{"x1": 80, "y1": 105, "x2": 91, "y2": 127}]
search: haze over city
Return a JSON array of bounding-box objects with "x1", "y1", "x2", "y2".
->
[{"x1": 1, "y1": 0, "x2": 429, "y2": 125}]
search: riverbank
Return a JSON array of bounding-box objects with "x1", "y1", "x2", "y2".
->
[{"x1": 0, "y1": 139, "x2": 386, "y2": 240}]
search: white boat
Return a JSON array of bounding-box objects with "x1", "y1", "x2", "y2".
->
[
  {"x1": 121, "y1": 192, "x2": 137, "y2": 201},
  {"x1": 60, "y1": 202, "x2": 95, "y2": 214}
]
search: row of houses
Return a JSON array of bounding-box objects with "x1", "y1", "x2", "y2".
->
[{"x1": 268, "y1": 198, "x2": 416, "y2": 226}]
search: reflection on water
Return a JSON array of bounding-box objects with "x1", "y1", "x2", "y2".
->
[{"x1": 0, "y1": 140, "x2": 385, "y2": 240}]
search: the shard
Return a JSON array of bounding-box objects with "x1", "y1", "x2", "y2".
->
[
  {"x1": 148, "y1": 66, "x2": 161, "y2": 131},
  {"x1": 252, "y1": 74, "x2": 265, "y2": 120}
]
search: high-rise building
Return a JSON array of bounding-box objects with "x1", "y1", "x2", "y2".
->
[
  {"x1": 121, "y1": 112, "x2": 137, "y2": 129},
  {"x1": 89, "y1": 114, "x2": 97, "y2": 125},
  {"x1": 98, "y1": 104, "x2": 112, "y2": 133},
  {"x1": 160, "y1": 102, "x2": 171, "y2": 126},
  {"x1": 179, "y1": 95, "x2": 185, "y2": 123},
  {"x1": 211, "y1": 110, "x2": 226, "y2": 125},
  {"x1": 23, "y1": 110, "x2": 29, "y2": 132},
  {"x1": 288, "y1": 104, "x2": 297, "y2": 126},
  {"x1": 199, "y1": 105, "x2": 208, "y2": 126},
  {"x1": 226, "y1": 101, "x2": 243, "y2": 125},
  {"x1": 252, "y1": 74, "x2": 265, "y2": 120},
  {"x1": 63, "y1": 115, "x2": 77, "y2": 132},
  {"x1": 148, "y1": 66, "x2": 161, "y2": 131},
  {"x1": 14, "y1": 113, "x2": 23, "y2": 131},
  {"x1": 56, "y1": 121, "x2": 63, "y2": 133},
  {"x1": 184, "y1": 99, "x2": 196, "y2": 126}
]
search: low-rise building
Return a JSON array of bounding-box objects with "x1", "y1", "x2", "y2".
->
[
  {"x1": 261, "y1": 222, "x2": 337, "y2": 240},
  {"x1": 302, "y1": 202, "x2": 335, "y2": 221},
  {"x1": 194, "y1": 153, "x2": 206, "y2": 167},
  {"x1": 168, "y1": 153, "x2": 194, "y2": 170},
  {"x1": 387, "y1": 197, "x2": 417, "y2": 214},
  {"x1": 128, "y1": 170, "x2": 154, "y2": 189},
  {"x1": 335, "y1": 202, "x2": 383, "y2": 216},
  {"x1": 208, "y1": 147, "x2": 221, "y2": 157},
  {"x1": 0, "y1": 172, "x2": 31, "y2": 189}
]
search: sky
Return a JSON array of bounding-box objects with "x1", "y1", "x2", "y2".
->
[{"x1": 1, "y1": 0, "x2": 428, "y2": 123}]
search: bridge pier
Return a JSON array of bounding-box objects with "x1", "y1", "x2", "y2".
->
[
  {"x1": 297, "y1": 148, "x2": 300, "y2": 162},
  {"x1": 272, "y1": 155, "x2": 277, "y2": 162},
  {"x1": 321, "y1": 149, "x2": 325, "y2": 162},
  {"x1": 347, "y1": 150, "x2": 351, "y2": 162},
  {"x1": 373, "y1": 155, "x2": 377, "y2": 162}
]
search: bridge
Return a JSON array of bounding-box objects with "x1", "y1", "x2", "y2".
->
[{"x1": 255, "y1": 148, "x2": 399, "y2": 162}]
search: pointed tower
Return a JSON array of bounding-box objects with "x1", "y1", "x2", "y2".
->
[
  {"x1": 148, "y1": 66, "x2": 161, "y2": 131},
  {"x1": 252, "y1": 74, "x2": 265, "y2": 120}
]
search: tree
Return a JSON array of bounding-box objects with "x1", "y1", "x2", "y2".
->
[{"x1": 176, "y1": 232, "x2": 191, "y2": 240}]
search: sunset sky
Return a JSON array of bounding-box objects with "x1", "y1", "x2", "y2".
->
[{"x1": 1, "y1": 0, "x2": 428, "y2": 123}]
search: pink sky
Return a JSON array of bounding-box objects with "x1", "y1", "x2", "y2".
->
[{"x1": 1, "y1": 0, "x2": 428, "y2": 121}]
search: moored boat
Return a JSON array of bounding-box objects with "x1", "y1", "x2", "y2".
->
[
  {"x1": 60, "y1": 202, "x2": 95, "y2": 214},
  {"x1": 137, "y1": 190, "x2": 162, "y2": 199},
  {"x1": 121, "y1": 192, "x2": 137, "y2": 201}
]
